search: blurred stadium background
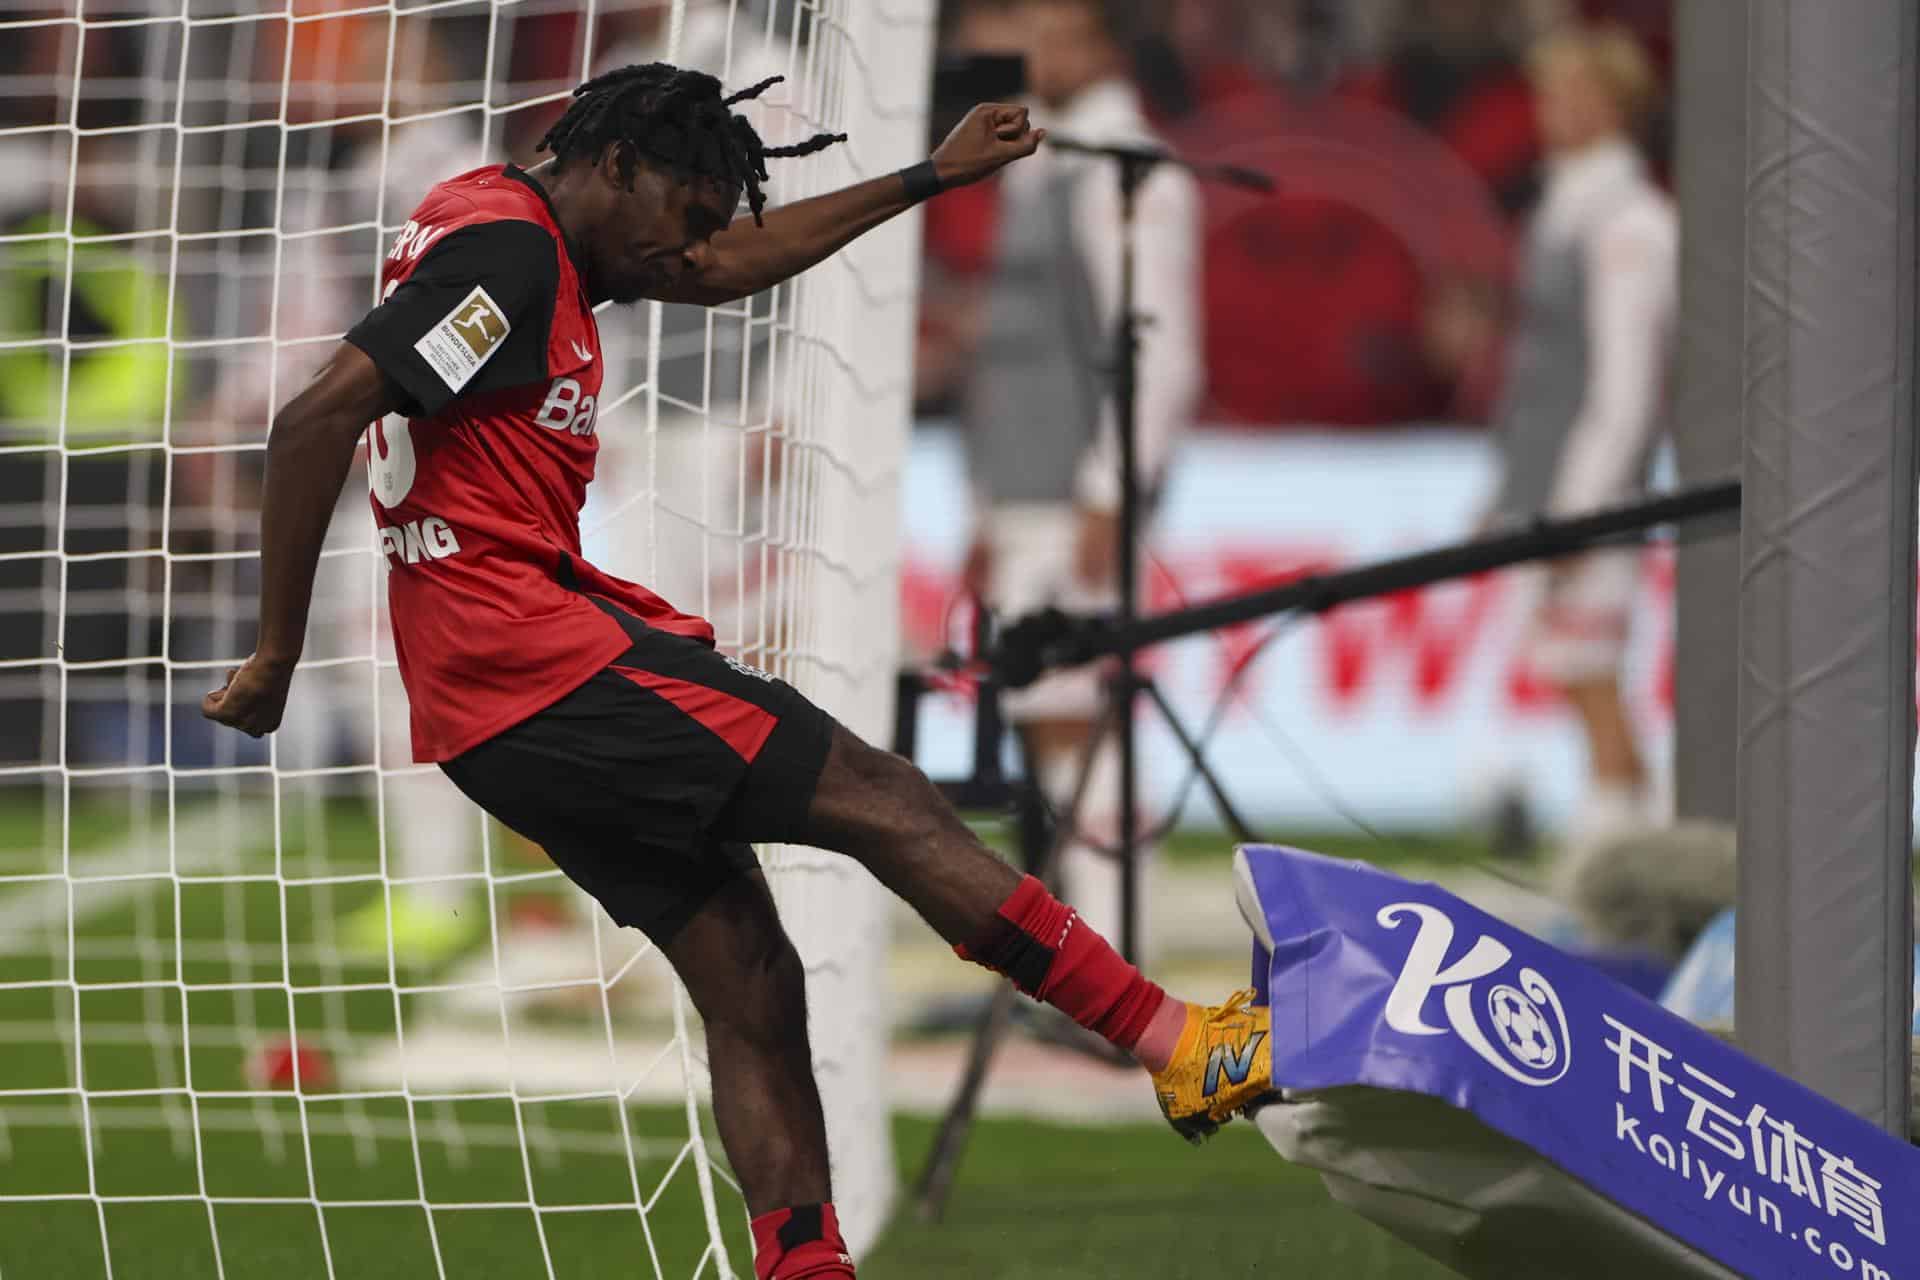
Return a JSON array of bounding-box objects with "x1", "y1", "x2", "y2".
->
[{"x1": 0, "y1": 0, "x2": 1854, "y2": 1277}]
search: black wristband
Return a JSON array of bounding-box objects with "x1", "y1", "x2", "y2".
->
[{"x1": 899, "y1": 159, "x2": 943, "y2": 203}]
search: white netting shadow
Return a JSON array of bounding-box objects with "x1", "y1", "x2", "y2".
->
[{"x1": 0, "y1": 2, "x2": 930, "y2": 1275}]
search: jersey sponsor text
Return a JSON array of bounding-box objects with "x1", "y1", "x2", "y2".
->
[{"x1": 534, "y1": 376, "x2": 598, "y2": 436}]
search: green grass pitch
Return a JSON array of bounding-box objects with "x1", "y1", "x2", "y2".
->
[{"x1": 0, "y1": 783, "x2": 1453, "y2": 1279}]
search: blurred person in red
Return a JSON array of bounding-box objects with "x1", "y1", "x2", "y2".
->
[
  {"x1": 1342, "y1": 0, "x2": 1545, "y2": 220},
  {"x1": 1154, "y1": 0, "x2": 1482, "y2": 426},
  {"x1": 1158, "y1": 0, "x2": 1344, "y2": 110},
  {"x1": 958, "y1": 0, "x2": 1203, "y2": 956},
  {"x1": 1484, "y1": 23, "x2": 1675, "y2": 852},
  {"x1": 1342, "y1": 0, "x2": 1544, "y2": 423}
]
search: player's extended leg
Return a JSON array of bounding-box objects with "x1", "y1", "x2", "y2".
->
[
  {"x1": 662, "y1": 868, "x2": 828, "y2": 1210},
  {"x1": 796, "y1": 724, "x2": 1274, "y2": 1142},
  {"x1": 659, "y1": 866, "x2": 853, "y2": 1280}
]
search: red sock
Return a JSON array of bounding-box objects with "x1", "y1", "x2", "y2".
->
[
  {"x1": 955, "y1": 875, "x2": 1168, "y2": 1050},
  {"x1": 750, "y1": 1203, "x2": 854, "y2": 1280}
]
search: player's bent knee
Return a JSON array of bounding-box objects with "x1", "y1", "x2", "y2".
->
[
  {"x1": 666, "y1": 875, "x2": 809, "y2": 1040},
  {"x1": 715, "y1": 934, "x2": 809, "y2": 1048},
  {"x1": 695, "y1": 902, "x2": 805, "y2": 1023}
]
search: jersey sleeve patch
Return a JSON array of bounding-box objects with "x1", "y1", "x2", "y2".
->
[
  {"x1": 344, "y1": 217, "x2": 559, "y2": 419},
  {"x1": 415, "y1": 284, "x2": 512, "y2": 394}
]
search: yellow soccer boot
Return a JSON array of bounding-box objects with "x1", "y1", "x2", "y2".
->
[{"x1": 1150, "y1": 988, "x2": 1275, "y2": 1144}]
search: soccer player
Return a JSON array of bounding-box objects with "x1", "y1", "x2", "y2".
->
[{"x1": 202, "y1": 64, "x2": 1271, "y2": 1279}]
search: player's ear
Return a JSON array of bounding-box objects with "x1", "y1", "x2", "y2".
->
[{"x1": 596, "y1": 139, "x2": 636, "y2": 192}]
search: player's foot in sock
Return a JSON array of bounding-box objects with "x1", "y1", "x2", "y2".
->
[
  {"x1": 751, "y1": 1203, "x2": 855, "y2": 1279},
  {"x1": 1150, "y1": 988, "x2": 1274, "y2": 1144}
]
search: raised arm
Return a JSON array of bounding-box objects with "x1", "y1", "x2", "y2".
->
[
  {"x1": 659, "y1": 103, "x2": 1044, "y2": 306},
  {"x1": 202, "y1": 342, "x2": 396, "y2": 736}
]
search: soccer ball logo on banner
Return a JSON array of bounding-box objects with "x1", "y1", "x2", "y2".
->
[
  {"x1": 1488, "y1": 984, "x2": 1558, "y2": 1070},
  {"x1": 1377, "y1": 901, "x2": 1574, "y2": 1088}
]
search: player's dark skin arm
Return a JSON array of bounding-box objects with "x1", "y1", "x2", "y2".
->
[
  {"x1": 657, "y1": 103, "x2": 1044, "y2": 306},
  {"x1": 653, "y1": 171, "x2": 927, "y2": 306},
  {"x1": 202, "y1": 344, "x2": 395, "y2": 736}
]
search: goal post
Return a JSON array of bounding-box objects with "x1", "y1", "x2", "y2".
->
[
  {"x1": 745, "y1": 0, "x2": 933, "y2": 1256},
  {"x1": 0, "y1": 1, "x2": 931, "y2": 1273}
]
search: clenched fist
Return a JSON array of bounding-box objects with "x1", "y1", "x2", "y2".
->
[
  {"x1": 930, "y1": 103, "x2": 1046, "y2": 188},
  {"x1": 201, "y1": 652, "x2": 297, "y2": 738}
]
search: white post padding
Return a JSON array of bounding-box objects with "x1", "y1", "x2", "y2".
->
[
  {"x1": 758, "y1": 0, "x2": 936, "y2": 1255},
  {"x1": 1737, "y1": 0, "x2": 1918, "y2": 1135}
]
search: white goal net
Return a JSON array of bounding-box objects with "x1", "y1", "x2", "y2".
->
[{"x1": 0, "y1": 1, "x2": 928, "y2": 1274}]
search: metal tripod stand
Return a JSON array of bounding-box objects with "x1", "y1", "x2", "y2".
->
[{"x1": 910, "y1": 137, "x2": 1274, "y2": 1221}]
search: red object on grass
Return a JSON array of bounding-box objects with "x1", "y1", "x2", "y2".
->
[
  {"x1": 246, "y1": 1038, "x2": 335, "y2": 1091},
  {"x1": 508, "y1": 895, "x2": 573, "y2": 932}
]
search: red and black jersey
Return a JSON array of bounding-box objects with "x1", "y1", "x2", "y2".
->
[{"x1": 345, "y1": 164, "x2": 713, "y2": 762}]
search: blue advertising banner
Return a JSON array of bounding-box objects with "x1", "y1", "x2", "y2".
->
[{"x1": 1239, "y1": 845, "x2": 1916, "y2": 1280}]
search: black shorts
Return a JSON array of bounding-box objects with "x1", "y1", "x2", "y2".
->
[{"x1": 440, "y1": 597, "x2": 835, "y2": 944}]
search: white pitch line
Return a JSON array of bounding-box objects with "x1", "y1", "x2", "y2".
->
[
  {"x1": 0, "y1": 804, "x2": 270, "y2": 936},
  {"x1": 355, "y1": 1022, "x2": 1170, "y2": 1125}
]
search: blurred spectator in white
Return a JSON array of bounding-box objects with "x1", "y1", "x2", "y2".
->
[
  {"x1": 1486, "y1": 23, "x2": 1674, "y2": 853},
  {"x1": 958, "y1": 0, "x2": 1202, "y2": 948}
]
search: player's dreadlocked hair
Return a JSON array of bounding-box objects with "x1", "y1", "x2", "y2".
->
[{"x1": 536, "y1": 63, "x2": 847, "y2": 225}]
